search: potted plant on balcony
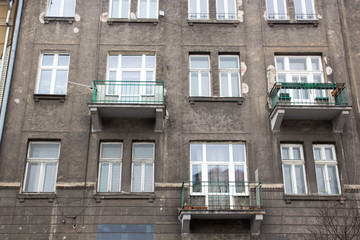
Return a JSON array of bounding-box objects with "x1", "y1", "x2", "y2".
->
[{"x1": 183, "y1": 203, "x2": 192, "y2": 210}]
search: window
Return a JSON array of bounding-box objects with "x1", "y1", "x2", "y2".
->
[
  {"x1": 189, "y1": 55, "x2": 210, "y2": 97},
  {"x1": 216, "y1": 0, "x2": 236, "y2": 20},
  {"x1": 266, "y1": 0, "x2": 287, "y2": 19},
  {"x1": 98, "y1": 143, "x2": 122, "y2": 192},
  {"x1": 110, "y1": 0, "x2": 131, "y2": 18},
  {"x1": 107, "y1": 54, "x2": 156, "y2": 102},
  {"x1": 275, "y1": 56, "x2": 324, "y2": 103},
  {"x1": 190, "y1": 143, "x2": 247, "y2": 208},
  {"x1": 23, "y1": 142, "x2": 60, "y2": 193},
  {"x1": 188, "y1": 0, "x2": 209, "y2": 19},
  {"x1": 138, "y1": 0, "x2": 158, "y2": 19},
  {"x1": 313, "y1": 144, "x2": 341, "y2": 195},
  {"x1": 131, "y1": 143, "x2": 155, "y2": 192},
  {"x1": 219, "y1": 55, "x2": 240, "y2": 97},
  {"x1": 36, "y1": 53, "x2": 70, "y2": 95},
  {"x1": 294, "y1": 0, "x2": 316, "y2": 20},
  {"x1": 47, "y1": 0, "x2": 76, "y2": 17},
  {"x1": 281, "y1": 144, "x2": 307, "y2": 195}
]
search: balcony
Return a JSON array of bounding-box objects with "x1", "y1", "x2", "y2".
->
[
  {"x1": 269, "y1": 82, "x2": 352, "y2": 132},
  {"x1": 88, "y1": 81, "x2": 165, "y2": 132},
  {"x1": 178, "y1": 181, "x2": 265, "y2": 235}
]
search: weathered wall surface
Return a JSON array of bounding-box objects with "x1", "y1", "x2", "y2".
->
[{"x1": 0, "y1": 0, "x2": 359, "y2": 239}]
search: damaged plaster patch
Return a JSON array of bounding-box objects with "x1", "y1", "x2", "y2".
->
[
  {"x1": 238, "y1": 11, "x2": 244, "y2": 22},
  {"x1": 74, "y1": 14, "x2": 81, "y2": 21},
  {"x1": 130, "y1": 12, "x2": 137, "y2": 19},
  {"x1": 326, "y1": 66, "x2": 333, "y2": 75},
  {"x1": 267, "y1": 65, "x2": 276, "y2": 92},
  {"x1": 317, "y1": 14, "x2": 322, "y2": 19},
  {"x1": 263, "y1": 11, "x2": 268, "y2": 21},
  {"x1": 240, "y1": 62, "x2": 247, "y2": 76},
  {"x1": 323, "y1": 56, "x2": 328, "y2": 65},
  {"x1": 39, "y1": 12, "x2": 46, "y2": 24},
  {"x1": 238, "y1": 0, "x2": 242, "y2": 6},
  {"x1": 100, "y1": 12, "x2": 108, "y2": 22},
  {"x1": 14, "y1": 99, "x2": 20, "y2": 104},
  {"x1": 73, "y1": 27, "x2": 79, "y2": 33},
  {"x1": 242, "y1": 83, "x2": 249, "y2": 94}
]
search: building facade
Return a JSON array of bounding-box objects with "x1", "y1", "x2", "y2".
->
[{"x1": 0, "y1": 0, "x2": 359, "y2": 239}]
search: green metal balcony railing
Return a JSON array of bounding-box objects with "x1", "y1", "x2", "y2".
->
[
  {"x1": 92, "y1": 80, "x2": 164, "y2": 104},
  {"x1": 181, "y1": 181, "x2": 263, "y2": 210},
  {"x1": 269, "y1": 82, "x2": 348, "y2": 109}
]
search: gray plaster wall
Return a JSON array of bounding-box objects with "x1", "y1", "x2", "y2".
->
[{"x1": 0, "y1": 0, "x2": 359, "y2": 239}]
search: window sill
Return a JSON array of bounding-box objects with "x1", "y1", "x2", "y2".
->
[
  {"x1": 267, "y1": 19, "x2": 319, "y2": 27},
  {"x1": 44, "y1": 16, "x2": 75, "y2": 24},
  {"x1": 34, "y1": 94, "x2": 66, "y2": 103},
  {"x1": 284, "y1": 194, "x2": 346, "y2": 204},
  {"x1": 18, "y1": 193, "x2": 56, "y2": 203},
  {"x1": 107, "y1": 18, "x2": 159, "y2": 25},
  {"x1": 189, "y1": 96, "x2": 244, "y2": 105},
  {"x1": 187, "y1": 19, "x2": 239, "y2": 27},
  {"x1": 94, "y1": 192, "x2": 155, "y2": 203}
]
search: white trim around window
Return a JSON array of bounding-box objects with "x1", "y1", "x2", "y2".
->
[
  {"x1": 47, "y1": 0, "x2": 76, "y2": 17},
  {"x1": 131, "y1": 142, "x2": 155, "y2": 192},
  {"x1": 138, "y1": 0, "x2": 159, "y2": 19},
  {"x1": 281, "y1": 144, "x2": 308, "y2": 195},
  {"x1": 313, "y1": 144, "x2": 341, "y2": 195},
  {"x1": 98, "y1": 142, "x2": 123, "y2": 193},
  {"x1": 109, "y1": 0, "x2": 131, "y2": 18},
  {"x1": 188, "y1": 0, "x2": 209, "y2": 19},
  {"x1": 36, "y1": 53, "x2": 70, "y2": 95},
  {"x1": 189, "y1": 55, "x2": 211, "y2": 97},
  {"x1": 23, "y1": 142, "x2": 60, "y2": 193},
  {"x1": 219, "y1": 55, "x2": 241, "y2": 97}
]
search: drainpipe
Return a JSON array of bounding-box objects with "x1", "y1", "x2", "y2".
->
[
  {"x1": 0, "y1": 0, "x2": 23, "y2": 146},
  {"x1": 0, "y1": 0, "x2": 13, "y2": 86}
]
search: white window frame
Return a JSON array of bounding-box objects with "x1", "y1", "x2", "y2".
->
[
  {"x1": 23, "y1": 142, "x2": 60, "y2": 193},
  {"x1": 281, "y1": 144, "x2": 308, "y2": 195},
  {"x1": 275, "y1": 56, "x2": 325, "y2": 103},
  {"x1": 107, "y1": 54, "x2": 156, "y2": 99},
  {"x1": 36, "y1": 53, "x2": 70, "y2": 95},
  {"x1": 313, "y1": 144, "x2": 341, "y2": 195},
  {"x1": 219, "y1": 55, "x2": 241, "y2": 97},
  {"x1": 265, "y1": 0, "x2": 288, "y2": 20},
  {"x1": 189, "y1": 55, "x2": 211, "y2": 97},
  {"x1": 190, "y1": 143, "x2": 248, "y2": 209},
  {"x1": 97, "y1": 142, "x2": 123, "y2": 193},
  {"x1": 131, "y1": 142, "x2": 155, "y2": 192},
  {"x1": 46, "y1": 0, "x2": 76, "y2": 17},
  {"x1": 216, "y1": 0, "x2": 237, "y2": 20},
  {"x1": 138, "y1": 0, "x2": 159, "y2": 19},
  {"x1": 109, "y1": 0, "x2": 131, "y2": 18},
  {"x1": 188, "y1": 0, "x2": 209, "y2": 19},
  {"x1": 294, "y1": 0, "x2": 316, "y2": 20}
]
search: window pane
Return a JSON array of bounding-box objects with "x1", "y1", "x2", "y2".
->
[
  {"x1": 189, "y1": 0, "x2": 197, "y2": 18},
  {"x1": 101, "y1": 144, "x2": 122, "y2": 159},
  {"x1": 122, "y1": 56, "x2": 142, "y2": 68},
  {"x1": 277, "y1": 0, "x2": 286, "y2": 15},
  {"x1": 200, "y1": 0, "x2": 208, "y2": 18},
  {"x1": 42, "y1": 162, "x2": 57, "y2": 192},
  {"x1": 99, "y1": 163, "x2": 109, "y2": 192},
  {"x1": 146, "y1": 55, "x2": 155, "y2": 68},
  {"x1": 235, "y1": 165, "x2": 245, "y2": 193},
  {"x1": 149, "y1": 0, "x2": 157, "y2": 18},
  {"x1": 220, "y1": 72, "x2": 228, "y2": 97},
  {"x1": 24, "y1": 162, "x2": 41, "y2": 192},
  {"x1": 266, "y1": 0, "x2": 275, "y2": 18},
  {"x1": 29, "y1": 143, "x2": 60, "y2": 159},
  {"x1": 144, "y1": 163, "x2": 154, "y2": 192},
  {"x1": 328, "y1": 166, "x2": 339, "y2": 194},
  {"x1": 54, "y1": 70, "x2": 68, "y2": 94},
  {"x1": 108, "y1": 55, "x2": 118, "y2": 68},
  {"x1": 111, "y1": 0, "x2": 120, "y2": 17},
  {"x1": 277, "y1": 74, "x2": 286, "y2": 82},
  {"x1": 190, "y1": 56, "x2": 209, "y2": 69},
  {"x1": 231, "y1": 73, "x2": 240, "y2": 97},
  {"x1": 111, "y1": 162, "x2": 121, "y2": 192},
  {"x1": 233, "y1": 144, "x2": 245, "y2": 162},
  {"x1": 228, "y1": 0, "x2": 236, "y2": 17},
  {"x1": 42, "y1": 54, "x2": 54, "y2": 66},
  {"x1": 217, "y1": 0, "x2": 225, "y2": 18},
  {"x1": 289, "y1": 58, "x2": 307, "y2": 70},
  {"x1": 139, "y1": 0, "x2": 147, "y2": 18},
  {"x1": 38, "y1": 70, "x2": 52, "y2": 94},
  {"x1": 305, "y1": 0, "x2": 314, "y2": 14},
  {"x1": 63, "y1": 0, "x2": 76, "y2": 17},
  {"x1": 281, "y1": 147, "x2": 289, "y2": 160},
  {"x1": 134, "y1": 143, "x2": 154, "y2": 159},
  {"x1": 201, "y1": 72, "x2": 210, "y2": 96},
  {"x1": 191, "y1": 144, "x2": 203, "y2": 162},
  {"x1": 132, "y1": 163, "x2": 142, "y2": 192},
  {"x1": 219, "y1": 56, "x2": 238, "y2": 69},
  {"x1": 190, "y1": 72, "x2": 199, "y2": 96},
  {"x1": 311, "y1": 57, "x2": 320, "y2": 70},
  {"x1": 316, "y1": 165, "x2": 327, "y2": 194},
  {"x1": 206, "y1": 144, "x2": 229, "y2": 162},
  {"x1": 208, "y1": 165, "x2": 229, "y2": 193},
  {"x1": 192, "y1": 165, "x2": 202, "y2": 192},
  {"x1": 325, "y1": 147, "x2": 334, "y2": 161},
  {"x1": 283, "y1": 165, "x2": 293, "y2": 194},
  {"x1": 48, "y1": 0, "x2": 61, "y2": 16},
  {"x1": 121, "y1": 0, "x2": 130, "y2": 18},
  {"x1": 293, "y1": 147, "x2": 301, "y2": 159},
  {"x1": 275, "y1": 57, "x2": 284, "y2": 70},
  {"x1": 294, "y1": 0, "x2": 303, "y2": 15},
  {"x1": 295, "y1": 165, "x2": 306, "y2": 194},
  {"x1": 122, "y1": 71, "x2": 140, "y2": 82},
  {"x1": 57, "y1": 55, "x2": 69, "y2": 67},
  {"x1": 313, "y1": 147, "x2": 321, "y2": 161}
]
